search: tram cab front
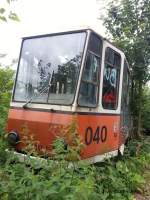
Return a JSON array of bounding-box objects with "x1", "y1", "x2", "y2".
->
[{"x1": 6, "y1": 28, "x2": 130, "y2": 163}]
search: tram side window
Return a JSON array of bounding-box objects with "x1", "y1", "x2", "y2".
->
[
  {"x1": 121, "y1": 60, "x2": 130, "y2": 129},
  {"x1": 102, "y1": 48, "x2": 121, "y2": 110},
  {"x1": 122, "y1": 60, "x2": 130, "y2": 106},
  {"x1": 78, "y1": 33, "x2": 102, "y2": 107}
]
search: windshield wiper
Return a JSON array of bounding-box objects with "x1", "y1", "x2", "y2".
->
[
  {"x1": 23, "y1": 85, "x2": 50, "y2": 109},
  {"x1": 23, "y1": 71, "x2": 54, "y2": 109},
  {"x1": 23, "y1": 97, "x2": 33, "y2": 109}
]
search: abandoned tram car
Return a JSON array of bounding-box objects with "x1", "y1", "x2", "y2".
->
[{"x1": 7, "y1": 29, "x2": 130, "y2": 162}]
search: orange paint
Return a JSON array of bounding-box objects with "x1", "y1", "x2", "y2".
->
[{"x1": 7, "y1": 108, "x2": 123, "y2": 159}]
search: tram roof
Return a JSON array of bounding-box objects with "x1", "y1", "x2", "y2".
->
[
  {"x1": 21, "y1": 26, "x2": 127, "y2": 60},
  {"x1": 23, "y1": 27, "x2": 122, "y2": 48}
]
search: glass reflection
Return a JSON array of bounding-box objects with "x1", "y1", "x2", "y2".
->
[{"x1": 14, "y1": 32, "x2": 86, "y2": 105}]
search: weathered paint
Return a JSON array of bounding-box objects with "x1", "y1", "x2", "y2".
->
[{"x1": 6, "y1": 108, "x2": 123, "y2": 159}]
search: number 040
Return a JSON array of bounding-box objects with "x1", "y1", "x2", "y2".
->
[{"x1": 85, "y1": 126, "x2": 107, "y2": 145}]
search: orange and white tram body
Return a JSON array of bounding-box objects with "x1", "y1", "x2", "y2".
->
[{"x1": 6, "y1": 29, "x2": 130, "y2": 163}]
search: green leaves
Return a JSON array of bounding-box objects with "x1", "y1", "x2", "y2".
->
[
  {"x1": 0, "y1": 67, "x2": 14, "y2": 135},
  {"x1": 103, "y1": 0, "x2": 150, "y2": 136},
  {"x1": 0, "y1": 0, "x2": 20, "y2": 23},
  {"x1": 0, "y1": 8, "x2": 5, "y2": 14},
  {"x1": 0, "y1": 8, "x2": 6, "y2": 22},
  {"x1": 0, "y1": 15, "x2": 7, "y2": 22},
  {"x1": 0, "y1": 128, "x2": 150, "y2": 199},
  {"x1": 141, "y1": 86, "x2": 150, "y2": 132},
  {"x1": 8, "y1": 11, "x2": 20, "y2": 22}
]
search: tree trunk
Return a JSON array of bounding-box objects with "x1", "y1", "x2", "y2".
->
[{"x1": 137, "y1": 82, "x2": 143, "y2": 138}]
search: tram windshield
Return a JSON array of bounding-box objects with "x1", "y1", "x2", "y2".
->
[{"x1": 14, "y1": 32, "x2": 86, "y2": 105}]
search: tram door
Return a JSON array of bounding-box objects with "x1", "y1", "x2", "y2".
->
[{"x1": 120, "y1": 60, "x2": 130, "y2": 138}]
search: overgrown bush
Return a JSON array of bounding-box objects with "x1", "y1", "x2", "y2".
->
[
  {"x1": 0, "y1": 66, "x2": 14, "y2": 135},
  {"x1": 94, "y1": 137, "x2": 150, "y2": 200},
  {"x1": 0, "y1": 133, "x2": 150, "y2": 200},
  {"x1": 0, "y1": 133, "x2": 98, "y2": 200}
]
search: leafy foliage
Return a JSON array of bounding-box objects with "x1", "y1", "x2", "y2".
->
[
  {"x1": 0, "y1": 0, "x2": 19, "y2": 22},
  {"x1": 0, "y1": 67, "x2": 14, "y2": 135},
  {"x1": 0, "y1": 122, "x2": 150, "y2": 200},
  {"x1": 103, "y1": 0, "x2": 150, "y2": 136},
  {"x1": 141, "y1": 86, "x2": 150, "y2": 132}
]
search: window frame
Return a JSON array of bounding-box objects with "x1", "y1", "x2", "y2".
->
[
  {"x1": 12, "y1": 30, "x2": 88, "y2": 106},
  {"x1": 121, "y1": 60, "x2": 130, "y2": 108},
  {"x1": 77, "y1": 32, "x2": 102, "y2": 108},
  {"x1": 102, "y1": 47, "x2": 121, "y2": 110}
]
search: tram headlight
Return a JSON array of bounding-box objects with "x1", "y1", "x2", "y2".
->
[{"x1": 7, "y1": 131, "x2": 20, "y2": 146}]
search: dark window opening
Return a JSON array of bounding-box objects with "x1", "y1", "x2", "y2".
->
[
  {"x1": 102, "y1": 47, "x2": 121, "y2": 110},
  {"x1": 88, "y1": 33, "x2": 102, "y2": 55},
  {"x1": 121, "y1": 60, "x2": 131, "y2": 133},
  {"x1": 78, "y1": 33, "x2": 102, "y2": 107},
  {"x1": 122, "y1": 60, "x2": 130, "y2": 107}
]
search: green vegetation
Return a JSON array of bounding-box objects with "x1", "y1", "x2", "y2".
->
[
  {"x1": 103, "y1": 0, "x2": 150, "y2": 137},
  {"x1": 0, "y1": 67, "x2": 14, "y2": 135},
  {"x1": 0, "y1": 133, "x2": 150, "y2": 199},
  {"x1": 0, "y1": 0, "x2": 19, "y2": 22},
  {"x1": 142, "y1": 86, "x2": 150, "y2": 132}
]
